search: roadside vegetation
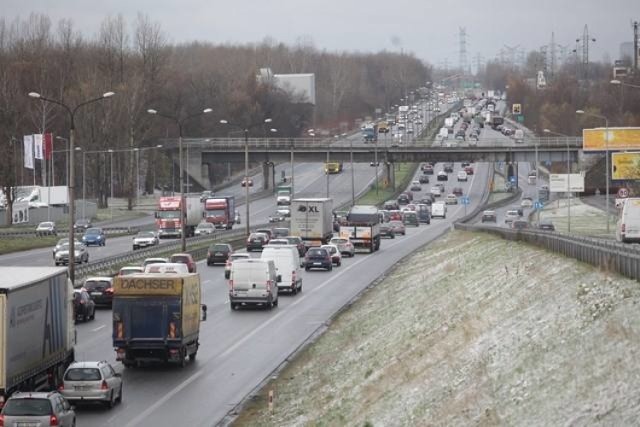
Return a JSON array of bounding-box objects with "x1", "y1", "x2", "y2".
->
[
  {"x1": 356, "y1": 163, "x2": 418, "y2": 206},
  {"x1": 0, "y1": 235, "x2": 59, "y2": 255},
  {"x1": 234, "y1": 230, "x2": 640, "y2": 426}
]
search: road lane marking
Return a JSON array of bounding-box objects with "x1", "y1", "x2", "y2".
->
[{"x1": 92, "y1": 325, "x2": 106, "y2": 332}]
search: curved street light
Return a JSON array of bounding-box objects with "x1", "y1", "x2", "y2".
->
[
  {"x1": 28, "y1": 91, "x2": 115, "y2": 284},
  {"x1": 147, "y1": 107, "x2": 212, "y2": 251},
  {"x1": 220, "y1": 118, "x2": 273, "y2": 236}
]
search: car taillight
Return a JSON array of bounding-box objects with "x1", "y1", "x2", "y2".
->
[
  {"x1": 101, "y1": 380, "x2": 109, "y2": 390},
  {"x1": 105, "y1": 288, "x2": 114, "y2": 294},
  {"x1": 169, "y1": 321, "x2": 176, "y2": 338},
  {"x1": 292, "y1": 271, "x2": 296, "y2": 286},
  {"x1": 58, "y1": 383, "x2": 64, "y2": 391},
  {"x1": 0, "y1": 414, "x2": 4, "y2": 426},
  {"x1": 266, "y1": 280, "x2": 273, "y2": 293},
  {"x1": 50, "y1": 415, "x2": 59, "y2": 426},
  {"x1": 116, "y1": 321, "x2": 124, "y2": 339},
  {"x1": 247, "y1": 238, "x2": 251, "y2": 243},
  {"x1": 80, "y1": 300, "x2": 85, "y2": 305},
  {"x1": 207, "y1": 251, "x2": 211, "y2": 257}
]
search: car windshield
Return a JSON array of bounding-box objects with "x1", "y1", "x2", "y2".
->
[
  {"x1": 285, "y1": 237, "x2": 301, "y2": 244},
  {"x1": 120, "y1": 268, "x2": 142, "y2": 275},
  {"x1": 143, "y1": 259, "x2": 166, "y2": 266},
  {"x1": 322, "y1": 246, "x2": 337, "y2": 254},
  {"x1": 137, "y1": 232, "x2": 156, "y2": 238},
  {"x1": 231, "y1": 254, "x2": 249, "y2": 260},
  {"x1": 157, "y1": 211, "x2": 180, "y2": 219},
  {"x1": 85, "y1": 228, "x2": 101, "y2": 235},
  {"x1": 197, "y1": 223, "x2": 214, "y2": 229},
  {"x1": 76, "y1": 219, "x2": 89, "y2": 225},
  {"x1": 331, "y1": 238, "x2": 347, "y2": 244},
  {"x1": 307, "y1": 249, "x2": 326, "y2": 257},
  {"x1": 84, "y1": 280, "x2": 111, "y2": 290},
  {"x1": 171, "y1": 255, "x2": 190, "y2": 263},
  {"x1": 64, "y1": 367, "x2": 102, "y2": 381},
  {"x1": 2, "y1": 398, "x2": 53, "y2": 416},
  {"x1": 205, "y1": 209, "x2": 226, "y2": 216},
  {"x1": 212, "y1": 244, "x2": 229, "y2": 251},
  {"x1": 39, "y1": 222, "x2": 53, "y2": 228}
]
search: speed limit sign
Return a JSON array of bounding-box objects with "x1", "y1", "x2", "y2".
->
[{"x1": 618, "y1": 187, "x2": 629, "y2": 198}]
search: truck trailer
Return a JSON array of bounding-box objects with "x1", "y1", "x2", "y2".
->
[
  {"x1": 155, "y1": 195, "x2": 204, "y2": 238},
  {"x1": 112, "y1": 272, "x2": 207, "y2": 367},
  {"x1": 340, "y1": 205, "x2": 381, "y2": 253},
  {"x1": 0, "y1": 267, "x2": 75, "y2": 406},
  {"x1": 290, "y1": 198, "x2": 334, "y2": 247},
  {"x1": 204, "y1": 196, "x2": 235, "y2": 229}
]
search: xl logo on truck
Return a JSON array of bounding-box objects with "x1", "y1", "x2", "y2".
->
[{"x1": 298, "y1": 205, "x2": 319, "y2": 213}]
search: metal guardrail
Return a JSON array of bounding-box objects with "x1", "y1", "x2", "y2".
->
[
  {"x1": 454, "y1": 223, "x2": 640, "y2": 281},
  {"x1": 0, "y1": 226, "x2": 139, "y2": 239}
]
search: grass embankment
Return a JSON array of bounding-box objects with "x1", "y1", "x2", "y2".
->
[
  {"x1": 356, "y1": 163, "x2": 418, "y2": 206},
  {"x1": 234, "y1": 230, "x2": 640, "y2": 426},
  {"x1": 487, "y1": 170, "x2": 512, "y2": 204},
  {"x1": 0, "y1": 236, "x2": 59, "y2": 255}
]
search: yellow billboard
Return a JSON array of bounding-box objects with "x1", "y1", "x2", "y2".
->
[
  {"x1": 612, "y1": 152, "x2": 640, "y2": 180},
  {"x1": 114, "y1": 274, "x2": 199, "y2": 296},
  {"x1": 583, "y1": 127, "x2": 640, "y2": 151}
]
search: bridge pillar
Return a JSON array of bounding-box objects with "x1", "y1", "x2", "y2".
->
[
  {"x1": 183, "y1": 147, "x2": 212, "y2": 192},
  {"x1": 386, "y1": 162, "x2": 395, "y2": 190},
  {"x1": 262, "y1": 162, "x2": 275, "y2": 191}
]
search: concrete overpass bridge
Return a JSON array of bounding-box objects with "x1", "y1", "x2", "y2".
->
[{"x1": 161, "y1": 136, "x2": 584, "y2": 191}]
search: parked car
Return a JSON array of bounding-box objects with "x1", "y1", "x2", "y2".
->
[
  {"x1": 481, "y1": 210, "x2": 497, "y2": 223},
  {"x1": 55, "y1": 242, "x2": 89, "y2": 265},
  {"x1": 60, "y1": 360, "x2": 123, "y2": 408},
  {"x1": 83, "y1": 277, "x2": 114, "y2": 306},
  {"x1": 82, "y1": 227, "x2": 106, "y2": 247},
  {"x1": 320, "y1": 244, "x2": 342, "y2": 266},
  {"x1": 207, "y1": 243, "x2": 233, "y2": 266},
  {"x1": 132, "y1": 231, "x2": 159, "y2": 250},
  {"x1": 0, "y1": 391, "x2": 76, "y2": 426},
  {"x1": 170, "y1": 253, "x2": 197, "y2": 273},
  {"x1": 304, "y1": 247, "x2": 333, "y2": 271},
  {"x1": 225, "y1": 253, "x2": 251, "y2": 279},
  {"x1": 74, "y1": 218, "x2": 92, "y2": 232},
  {"x1": 389, "y1": 220, "x2": 406, "y2": 236},
  {"x1": 73, "y1": 289, "x2": 95, "y2": 322},
  {"x1": 329, "y1": 237, "x2": 355, "y2": 257},
  {"x1": 247, "y1": 232, "x2": 269, "y2": 251},
  {"x1": 36, "y1": 221, "x2": 57, "y2": 236},
  {"x1": 194, "y1": 222, "x2": 216, "y2": 236}
]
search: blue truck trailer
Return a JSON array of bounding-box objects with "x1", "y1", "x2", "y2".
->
[
  {"x1": 112, "y1": 273, "x2": 207, "y2": 367},
  {"x1": 0, "y1": 267, "x2": 75, "y2": 407}
]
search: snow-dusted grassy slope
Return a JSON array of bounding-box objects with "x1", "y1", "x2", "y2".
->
[{"x1": 234, "y1": 230, "x2": 640, "y2": 426}]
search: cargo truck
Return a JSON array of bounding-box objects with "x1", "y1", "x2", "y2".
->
[
  {"x1": 276, "y1": 184, "x2": 292, "y2": 205},
  {"x1": 0, "y1": 267, "x2": 75, "y2": 406},
  {"x1": 204, "y1": 196, "x2": 235, "y2": 229},
  {"x1": 155, "y1": 195, "x2": 204, "y2": 238},
  {"x1": 112, "y1": 272, "x2": 207, "y2": 367},
  {"x1": 339, "y1": 205, "x2": 381, "y2": 253},
  {"x1": 290, "y1": 198, "x2": 334, "y2": 247},
  {"x1": 362, "y1": 124, "x2": 378, "y2": 143}
]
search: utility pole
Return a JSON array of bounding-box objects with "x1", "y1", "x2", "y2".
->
[{"x1": 633, "y1": 20, "x2": 639, "y2": 72}]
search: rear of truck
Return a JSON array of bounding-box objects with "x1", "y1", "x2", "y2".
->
[
  {"x1": 112, "y1": 274, "x2": 202, "y2": 367},
  {"x1": 0, "y1": 267, "x2": 75, "y2": 407},
  {"x1": 341, "y1": 206, "x2": 382, "y2": 253},
  {"x1": 290, "y1": 198, "x2": 334, "y2": 248}
]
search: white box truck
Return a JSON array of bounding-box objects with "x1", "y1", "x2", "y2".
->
[
  {"x1": 0, "y1": 267, "x2": 76, "y2": 404},
  {"x1": 290, "y1": 198, "x2": 334, "y2": 247}
]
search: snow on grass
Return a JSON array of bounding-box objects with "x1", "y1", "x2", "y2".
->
[
  {"x1": 539, "y1": 197, "x2": 617, "y2": 239},
  {"x1": 233, "y1": 231, "x2": 640, "y2": 426}
]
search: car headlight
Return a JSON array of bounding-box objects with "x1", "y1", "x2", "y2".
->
[{"x1": 97, "y1": 236, "x2": 102, "y2": 240}]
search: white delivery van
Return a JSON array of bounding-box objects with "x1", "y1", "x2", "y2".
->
[
  {"x1": 261, "y1": 244, "x2": 303, "y2": 294},
  {"x1": 616, "y1": 198, "x2": 640, "y2": 243},
  {"x1": 438, "y1": 127, "x2": 448, "y2": 141},
  {"x1": 431, "y1": 201, "x2": 447, "y2": 219},
  {"x1": 229, "y1": 259, "x2": 279, "y2": 309},
  {"x1": 514, "y1": 129, "x2": 524, "y2": 143}
]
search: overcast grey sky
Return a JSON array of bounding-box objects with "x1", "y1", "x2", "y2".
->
[{"x1": 4, "y1": 0, "x2": 639, "y2": 69}]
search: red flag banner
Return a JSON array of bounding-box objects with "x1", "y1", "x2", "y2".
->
[{"x1": 44, "y1": 133, "x2": 53, "y2": 160}]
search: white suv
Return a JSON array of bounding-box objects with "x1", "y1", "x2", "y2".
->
[{"x1": 60, "y1": 361, "x2": 123, "y2": 408}]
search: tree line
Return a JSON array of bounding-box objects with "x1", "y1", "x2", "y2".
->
[{"x1": 0, "y1": 13, "x2": 431, "y2": 222}]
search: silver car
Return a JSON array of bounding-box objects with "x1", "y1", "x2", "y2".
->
[
  {"x1": 194, "y1": 222, "x2": 216, "y2": 236},
  {"x1": 60, "y1": 361, "x2": 123, "y2": 408},
  {"x1": 0, "y1": 391, "x2": 75, "y2": 426},
  {"x1": 36, "y1": 221, "x2": 57, "y2": 236},
  {"x1": 132, "y1": 231, "x2": 159, "y2": 250},
  {"x1": 54, "y1": 243, "x2": 89, "y2": 265}
]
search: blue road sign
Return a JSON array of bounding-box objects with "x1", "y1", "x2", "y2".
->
[
  {"x1": 509, "y1": 176, "x2": 516, "y2": 184},
  {"x1": 461, "y1": 196, "x2": 470, "y2": 205},
  {"x1": 534, "y1": 201, "x2": 544, "y2": 210}
]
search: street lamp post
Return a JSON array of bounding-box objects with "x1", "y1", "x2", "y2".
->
[
  {"x1": 108, "y1": 149, "x2": 114, "y2": 220},
  {"x1": 544, "y1": 129, "x2": 572, "y2": 232},
  {"x1": 576, "y1": 110, "x2": 610, "y2": 233},
  {"x1": 349, "y1": 135, "x2": 355, "y2": 207},
  {"x1": 148, "y1": 108, "x2": 212, "y2": 251},
  {"x1": 29, "y1": 91, "x2": 115, "y2": 284},
  {"x1": 220, "y1": 118, "x2": 272, "y2": 236}
]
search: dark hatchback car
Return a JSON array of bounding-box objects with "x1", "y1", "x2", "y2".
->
[
  {"x1": 380, "y1": 222, "x2": 395, "y2": 238},
  {"x1": 73, "y1": 289, "x2": 95, "y2": 322},
  {"x1": 418, "y1": 174, "x2": 430, "y2": 184},
  {"x1": 207, "y1": 243, "x2": 233, "y2": 266},
  {"x1": 83, "y1": 277, "x2": 114, "y2": 306},
  {"x1": 74, "y1": 218, "x2": 92, "y2": 232},
  {"x1": 397, "y1": 194, "x2": 410, "y2": 205},
  {"x1": 304, "y1": 247, "x2": 333, "y2": 271},
  {"x1": 246, "y1": 232, "x2": 269, "y2": 251}
]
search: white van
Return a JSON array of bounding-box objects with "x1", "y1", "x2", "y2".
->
[
  {"x1": 616, "y1": 198, "x2": 640, "y2": 243},
  {"x1": 431, "y1": 201, "x2": 447, "y2": 219},
  {"x1": 229, "y1": 259, "x2": 280, "y2": 309},
  {"x1": 261, "y1": 245, "x2": 303, "y2": 294},
  {"x1": 514, "y1": 129, "x2": 524, "y2": 143}
]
